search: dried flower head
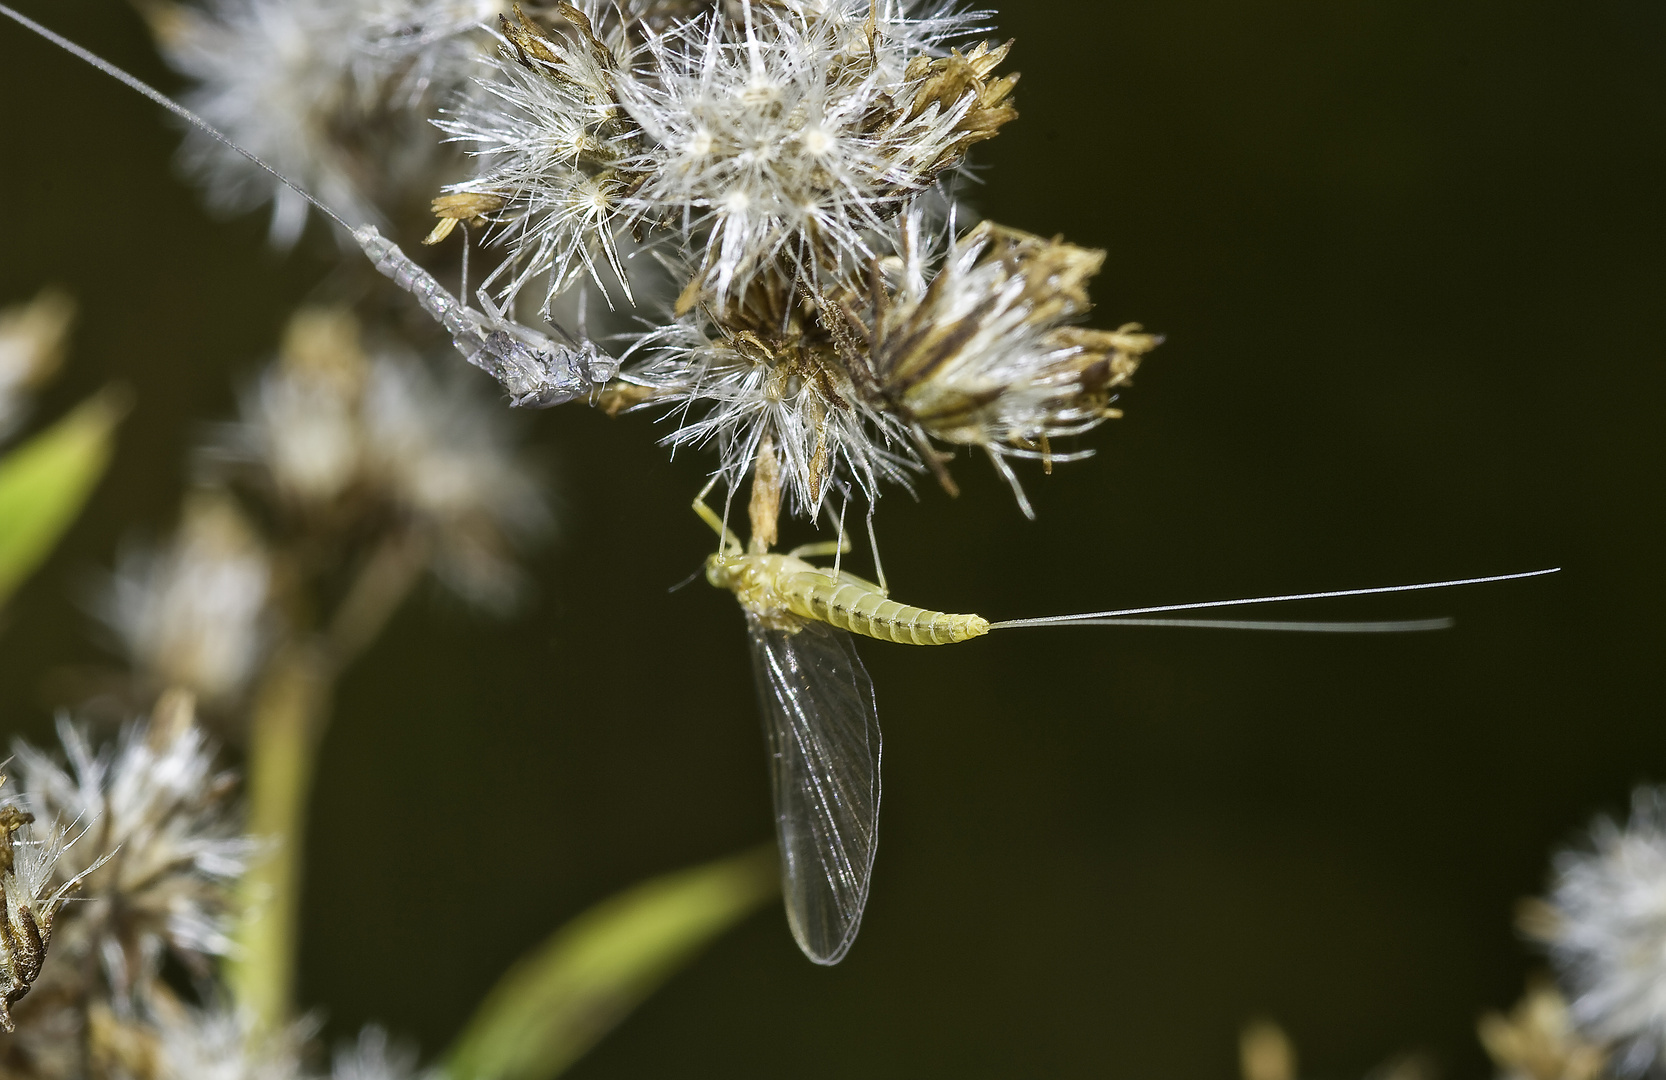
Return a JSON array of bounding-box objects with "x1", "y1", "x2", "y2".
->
[
  {"x1": 98, "y1": 493, "x2": 273, "y2": 705},
  {"x1": 1535, "y1": 786, "x2": 1666, "y2": 1075},
  {"x1": 615, "y1": 212, "x2": 1156, "y2": 517},
  {"x1": 617, "y1": 2, "x2": 1011, "y2": 305},
  {"x1": 11, "y1": 695, "x2": 254, "y2": 1004},
  {"x1": 1480, "y1": 980, "x2": 1609, "y2": 1080},
  {"x1": 440, "y1": 0, "x2": 1007, "y2": 311},
  {"x1": 0, "y1": 288, "x2": 75, "y2": 442},
  {"x1": 0, "y1": 777, "x2": 105, "y2": 1033},
  {"x1": 845, "y1": 217, "x2": 1159, "y2": 514}
]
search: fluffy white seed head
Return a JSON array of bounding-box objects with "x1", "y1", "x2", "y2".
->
[
  {"x1": 11, "y1": 699, "x2": 255, "y2": 1002},
  {"x1": 440, "y1": 0, "x2": 1008, "y2": 312},
  {"x1": 155, "y1": 1002, "x2": 312, "y2": 1080},
  {"x1": 622, "y1": 309, "x2": 914, "y2": 514},
  {"x1": 153, "y1": 0, "x2": 489, "y2": 245},
  {"x1": 98, "y1": 495, "x2": 273, "y2": 706},
  {"x1": 1541, "y1": 787, "x2": 1666, "y2": 1075},
  {"x1": 436, "y1": 2, "x2": 644, "y2": 309},
  {"x1": 619, "y1": 1, "x2": 1006, "y2": 305}
]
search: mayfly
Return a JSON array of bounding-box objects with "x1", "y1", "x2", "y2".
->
[
  {"x1": 699, "y1": 451, "x2": 1556, "y2": 963},
  {"x1": 0, "y1": 3, "x2": 617, "y2": 409}
]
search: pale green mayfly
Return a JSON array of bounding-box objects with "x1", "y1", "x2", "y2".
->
[
  {"x1": 1, "y1": 5, "x2": 1561, "y2": 967},
  {"x1": 696, "y1": 460, "x2": 1555, "y2": 964}
]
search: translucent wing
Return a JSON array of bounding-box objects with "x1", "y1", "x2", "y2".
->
[{"x1": 747, "y1": 615, "x2": 881, "y2": 965}]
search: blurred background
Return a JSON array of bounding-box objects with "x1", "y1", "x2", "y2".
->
[{"x1": 0, "y1": 0, "x2": 1659, "y2": 1075}]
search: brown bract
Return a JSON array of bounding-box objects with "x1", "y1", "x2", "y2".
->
[{"x1": 901, "y1": 40, "x2": 1019, "y2": 172}]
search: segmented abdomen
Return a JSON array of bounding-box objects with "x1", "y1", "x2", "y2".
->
[
  {"x1": 353, "y1": 225, "x2": 478, "y2": 343},
  {"x1": 783, "y1": 574, "x2": 989, "y2": 645}
]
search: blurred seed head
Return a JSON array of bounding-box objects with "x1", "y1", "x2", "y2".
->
[
  {"x1": 0, "y1": 288, "x2": 76, "y2": 442},
  {"x1": 209, "y1": 305, "x2": 551, "y2": 612},
  {"x1": 97, "y1": 493, "x2": 274, "y2": 706},
  {"x1": 152, "y1": 1000, "x2": 311, "y2": 1080},
  {"x1": 1480, "y1": 980, "x2": 1608, "y2": 1080},
  {"x1": 150, "y1": 0, "x2": 490, "y2": 245},
  {"x1": 332, "y1": 1025, "x2": 424, "y2": 1080},
  {"x1": 1535, "y1": 786, "x2": 1666, "y2": 1075}
]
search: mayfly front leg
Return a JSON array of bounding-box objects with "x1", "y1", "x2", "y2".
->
[{"x1": 352, "y1": 226, "x2": 619, "y2": 407}]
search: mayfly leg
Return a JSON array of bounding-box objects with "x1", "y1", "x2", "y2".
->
[
  {"x1": 693, "y1": 475, "x2": 743, "y2": 557},
  {"x1": 866, "y1": 506, "x2": 888, "y2": 595}
]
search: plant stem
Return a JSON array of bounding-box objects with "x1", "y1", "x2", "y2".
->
[
  {"x1": 227, "y1": 642, "x2": 329, "y2": 1034},
  {"x1": 227, "y1": 532, "x2": 427, "y2": 1033}
]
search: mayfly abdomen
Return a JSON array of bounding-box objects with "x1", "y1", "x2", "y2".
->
[
  {"x1": 354, "y1": 225, "x2": 478, "y2": 343},
  {"x1": 782, "y1": 574, "x2": 989, "y2": 645}
]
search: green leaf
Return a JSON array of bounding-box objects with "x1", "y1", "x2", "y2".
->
[
  {"x1": 0, "y1": 388, "x2": 126, "y2": 607},
  {"x1": 445, "y1": 846, "x2": 778, "y2": 1080}
]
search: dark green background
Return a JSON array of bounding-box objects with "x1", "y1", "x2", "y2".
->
[{"x1": 1, "y1": 2, "x2": 1659, "y2": 1075}]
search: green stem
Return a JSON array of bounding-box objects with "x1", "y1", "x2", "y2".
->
[
  {"x1": 227, "y1": 643, "x2": 329, "y2": 1033},
  {"x1": 227, "y1": 532, "x2": 427, "y2": 1033}
]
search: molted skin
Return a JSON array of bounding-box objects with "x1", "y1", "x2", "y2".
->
[{"x1": 706, "y1": 552, "x2": 989, "y2": 645}]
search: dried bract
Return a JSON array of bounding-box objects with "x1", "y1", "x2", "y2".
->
[{"x1": 1536, "y1": 786, "x2": 1666, "y2": 1075}]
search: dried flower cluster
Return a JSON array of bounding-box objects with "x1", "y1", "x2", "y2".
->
[
  {"x1": 0, "y1": 288, "x2": 75, "y2": 443},
  {"x1": 153, "y1": 0, "x2": 1159, "y2": 521},
  {"x1": 0, "y1": 695, "x2": 423, "y2": 1080}
]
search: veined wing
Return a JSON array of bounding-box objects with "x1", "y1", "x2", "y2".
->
[{"x1": 747, "y1": 615, "x2": 881, "y2": 965}]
